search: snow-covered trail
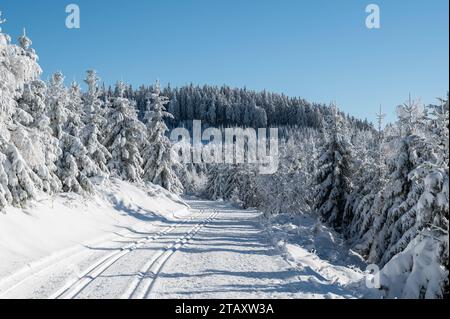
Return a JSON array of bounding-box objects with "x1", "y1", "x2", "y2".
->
[
  {"x1": 149, "y1": 199, "x2": 359, "y2": 299},
  {"x1": 0, "y1": 198, "x2": 362, "y2": 299}
]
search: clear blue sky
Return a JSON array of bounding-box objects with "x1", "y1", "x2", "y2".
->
[{"x1": 1, "y1": 0, "x2": 448, "y2": 123}]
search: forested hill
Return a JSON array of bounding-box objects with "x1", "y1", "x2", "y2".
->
[{"x1": 102, "y1": 83, "x2": 373, "y2": 130}]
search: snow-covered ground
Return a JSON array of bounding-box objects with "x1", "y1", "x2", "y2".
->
[
  {"x1": 0, "y1": 182, "x2": 373, "y2": 299},
  {"x1": 149, "y1": 201, "x2": 369, "y2": 299},
  {"x1": 0, "y1": 179, "x2": 189, "y2": 298},
  {"x1": 261, "y1": 213, "x2": 381, "y2": 298}
]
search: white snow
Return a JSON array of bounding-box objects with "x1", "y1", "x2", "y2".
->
[
  {"x1": 379, "y1": 234, "x2": 448, "y2": 299},
  {"x1": 0, "y1": 179, "x2": 189, "y2": 298},
  {"x1": 261, "y1": 213, "x2": 374, "y2": 297},
  {"x1": 0, "y1": 187, "x2": 375, "y2": 299},
  {"x1": 149, "y1": 201, "x2": 370, "y2": 299}
]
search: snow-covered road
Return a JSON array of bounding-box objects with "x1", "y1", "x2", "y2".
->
[{"x1": 0, "y1": 198, "x2": 363, "y2": 299}]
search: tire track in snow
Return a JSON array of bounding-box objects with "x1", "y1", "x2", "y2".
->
[
  {"x1": 123, "y1": 210, "x2": 218, "y2": 299},
  {"x1": 51, "y1": 212, "x2": 203, "y2": 299}
]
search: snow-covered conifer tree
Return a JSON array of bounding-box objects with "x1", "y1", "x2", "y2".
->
[
  {"x1": 236, "y1": 166, "x2": 260, "y2": 209},
  {"x1": 205, "y1": 164, "x2": 229, "y2": 200},
  {"x1": 364, "y1": 98, "x2": 427, "y2": 264},
  {"x1": 369, "y1": 96, "x2": 449, "y2": 298},
  {"x1": 314, "y1": 104, "x2": 353, "y2": 231},
  {"x1": 265, "y1": 137, "x2": 312, "y2": 215},
  {"x1": 16, "y1": 79, "x2": 62, "y2": 194},
  {"x1": 178, "y1": 162, "x2": 208, "y2": 195},
  {"x1": 65, "y1": 82, "x2": 84, "y2": 136},
  {"x1": 346, "y1": 110, "x2": 387, "y2": 245},
  {"x1": 46, "y1": 72, "x2": 69, "y2": 139},
  {"x1": 104, "y1": 81, "x2": 146, "y2": 182},
  {"x1": 45, "y1": 72, "x2": 99, "y2": 193},
  {"x1": 142, "y1": 81, "x2": 182, "y2": 193},
  {"x1": 0, "y1": 21, "x2": 60, "y2": 210},
  {"x1": 82, "y1": 70, "x2": 111, "y2": 174},
  {"x1": 396, "y1": 95, "x2": 426, "y2": 137}
]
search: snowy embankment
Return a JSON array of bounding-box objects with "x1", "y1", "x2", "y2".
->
[
  {"x1": 0, "y1": 179, "x2": 189, "y2": 292},
  {"x1": 261, "y1": 213, "x2": 381, "y2": 298}
]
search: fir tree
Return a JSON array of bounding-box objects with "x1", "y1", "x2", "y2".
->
[
  {"x1": 82, "y1": 70, "x2": 111, "y2": 175},
  {"x1": 0, "y1": 21, "x2": 58, "y2": 210},
  {"x1": 314, "y1": 104, "x2": 353, "y2": 231},
  {"x1": 104, "y1": 81, "x2": 145, "y2": 182},
  {"x1": 142, "y1": 81, "x2": 182, "y2": 193}
]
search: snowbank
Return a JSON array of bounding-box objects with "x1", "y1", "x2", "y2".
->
[
  {"x1": 379, "y1": 234, "x2": 448, "y2": 299},
  {"x1": 0, "y1": 179, "x2": 189, "y2": 281},
  {"x1": 261, "y1": 213, "x2": 378, "y2": 298}
]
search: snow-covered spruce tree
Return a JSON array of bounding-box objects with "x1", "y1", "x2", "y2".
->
[
  {"x1": 83, "y1": 70, "x2": 103, "y2": 115},
  {"x1": 354, "y1": 109, "x2": 388, "y2": 246},
  {"x1": 344, "y1": 126, "x2": 386, "y2": 243},
  {"x1": 423, "y1": 94, "x2": 449, "y2": 297},
  {"x1": 178, "y1": 162, "x2": 208, "y2": 195},
  {"x1": 104, "y1": 81, "x2": 146, "y2": 182},
  {"x1": 205, "y1": 142, "x2": 249, "y2": 204},
  {"x1": 0, "y1": 21, "x2": 60, "y2": 210},
  {"x1": 1, "y1": 23, "x2": 40, "y2": 119},
  {"x1": 176, "y1": 144, "x2": 208, "y2": 195},
  {"x1": 222, "y1": 163, "x2": 260, "y2": 209},
  {"x1": 357, "y1": 96, "x2": 449, "y2": 298},
  {"x1": 313, "y1": 104, "x2": 353, "y2": 231},
  {"x1": 46, "y1": 72, "x2": 99, "y2": 193},
  {"x1": 366, "y1": 98, "x2": 427, "y2": 265},
  {"x1": 397, "y1": 95, "x2": 426, "y2": 137},
  {"x1": 205, "y1": 136, "x2": 273, "y2": 209},
  {"x1": 82, "y1": 70, "x2": 111, "y2": 175},
  {"x1": 378, "y1": 96, "x2": 449, "y2": 298},
  {"x1": 142, "y1": 81, "x2": 182, "y2": 193},
  {"x1": 46, "y1": 72, "x2": 70, "y2": 140},
  {"x1": 257, "y1": 136, "x2": 311, "y2": 215},
  {"x1": 428, "y1": 94, "x2": 449, "y2": 165},
  {"x1": 238, "y1": 166, "x2": 261, "y2": 209},
  {"x1": 222, "y1": 164, "x2": 241, "y2": 201},
  {"x1": 57, "y1": 133, "x2": 99, "y2": 193},
  {"x1": 16, "y1": 79, "x2": 62, "y2": 194},
  {"x1": 65, "y1": 82, "x2": 84, "y2": 136},
  {"x1": 205, "y1": 164, "x2": 229, "y2": 200},
  {"x1": 282, "y1": 131, "x2": 317, "y2": 212},
  {"x1": 0, "y1": 137, "x2": 38, "y2": 210}
]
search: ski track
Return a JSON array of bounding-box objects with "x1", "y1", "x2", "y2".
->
[
  {"x1": 52, "y1": 212, "x2": 207, "y2": 299},
  {"x1": 0, "y1": 199, "x2": 360, "y2": 299}
]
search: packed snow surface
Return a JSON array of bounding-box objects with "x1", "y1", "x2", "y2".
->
[{"x1": 0, "y1": 182, "x2": 370, "y2": 299}]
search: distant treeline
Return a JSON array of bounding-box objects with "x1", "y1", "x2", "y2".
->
[{"x1": 102, "y1": 83, "x2": 372, "y2": 130}]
